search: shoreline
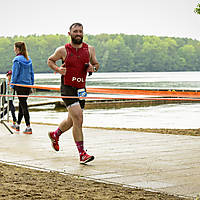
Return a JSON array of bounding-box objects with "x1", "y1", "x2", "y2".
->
[
  {"x1": 31, "y1": 122, "x2": 200, "y2": 136},
  {"x1": 84, "y1": 127, "x2": 200, "y2": 136}
]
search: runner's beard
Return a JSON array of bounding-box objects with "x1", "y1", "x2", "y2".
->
[{"x1": 71, "y1": 36, "x2": 83, "y2": 44}]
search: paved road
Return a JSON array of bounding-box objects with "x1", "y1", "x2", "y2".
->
[{"x1": 0, "y1": 122, "x2": 200, "y2": 199}]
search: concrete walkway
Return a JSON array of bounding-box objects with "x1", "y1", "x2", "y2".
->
[{"x1": 0, "y1": 122, "x2": 200, "y2": 199}]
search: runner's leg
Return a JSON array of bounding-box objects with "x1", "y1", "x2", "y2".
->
[
  {"x1": 67, "y1": 104, "x2": 83, "y2": 142},
  {"x1": 58, "y1": 113, "x2": 73, "y2": 133}
]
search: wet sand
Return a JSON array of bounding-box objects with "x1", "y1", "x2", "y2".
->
[{"x1": 0, "y1": 162, "x2": 188, "y2": 200}]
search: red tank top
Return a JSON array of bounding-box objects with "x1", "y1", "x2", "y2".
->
[{"x1": 63, "y1": 43, "x2": 90, "y2": 88}]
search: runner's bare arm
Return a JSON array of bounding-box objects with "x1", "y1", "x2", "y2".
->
[
  {"x1": 47, "y1": 46, "x2": 67, "y2": 75},
  {"x1": 88, "y1": 46, "x2": 99, "y2": 72}
]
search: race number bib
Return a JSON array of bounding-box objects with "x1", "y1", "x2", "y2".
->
[{"x1": 77, "y1": 88, "x2": 87, "y2": 98}]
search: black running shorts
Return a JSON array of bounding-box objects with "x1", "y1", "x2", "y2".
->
[{"x1": 60, "y1": 84, "x2": 85, "y2": 109}]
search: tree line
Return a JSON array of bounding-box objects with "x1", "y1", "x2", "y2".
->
[
  {"x1": 0, "y1": 34, "x2": 200, "y2": 73},
  {"x1": 195, "y1": 2, "x2": 200, "y2": 14}
]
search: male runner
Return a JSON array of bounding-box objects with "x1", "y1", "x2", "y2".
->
[{"x1": 47, "y1": 23, "x2": 99, "y2": 164}]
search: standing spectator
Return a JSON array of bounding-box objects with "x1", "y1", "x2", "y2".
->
[
  {"x1": 11, "y1": 41, "x2": 34, "y2": 134},
  {"x1": 0, "y1": 70, "x2": 17, "y2": 128}
]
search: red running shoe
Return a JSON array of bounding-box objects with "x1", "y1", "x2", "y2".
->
[
  {"x1": 48, "y1": 132, "x2": 59, "y2": 151},
  {"x1": 80, "y1": 151, "x2": 94, "y2": 164},
  {"x1": 11, "y1": 124, "x2": 20, "y2": 131}
]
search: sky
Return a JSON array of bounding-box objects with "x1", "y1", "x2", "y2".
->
[{"x1": 0, "y1": 0, "x2": 200, "y2": 40}]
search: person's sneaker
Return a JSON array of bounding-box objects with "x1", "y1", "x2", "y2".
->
[
  {"x1": 80, "y1": 151, "x2": 94, "y2": 164},
  {"x1": 23, "y1": 127, "x2": 32, "y2": 134},
  {"x1": 11, "y1": 124, "x2": 20, "y2": 131},
  {"x1": 48, "y1": 132, "x2": 59, "y2": 151}
]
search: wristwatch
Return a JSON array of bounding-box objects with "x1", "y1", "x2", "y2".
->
[{"x1": 93, "y1": 66, "x2": 97, "y2": 72}]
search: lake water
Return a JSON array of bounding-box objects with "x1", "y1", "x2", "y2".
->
[
  {"x1": 1, "y1": 72, "x2": 200, "y2": 129},
  {"x1": 33, "y1": 71, "x2": 200, "y2": 90}
]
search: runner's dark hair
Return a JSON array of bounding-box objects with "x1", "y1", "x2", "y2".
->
[{"x1": 69, "y1": 23, "x2": 83, "y2": 31}]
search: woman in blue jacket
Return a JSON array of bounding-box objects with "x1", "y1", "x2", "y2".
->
[{"x1": 11, "y1": 41, "x2": 34, "y2": 134}]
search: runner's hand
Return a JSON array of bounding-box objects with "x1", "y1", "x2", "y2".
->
[
  {"x1": 58, "y1": 63, "x2": 66, "y2": 75},
  {"x1": 87, "y1": 63, "x2": 94, "y2": 72}
]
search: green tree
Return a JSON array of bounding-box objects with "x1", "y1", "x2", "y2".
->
[
  {"x1": 102, "y1": 35, "x2": 134, "y2": 72},
  {"x1": 195, "y1": 3, "x2": 200, "y2": 14},
  {"x1": 178, "y1": 45, "x2": 196, "y2": 70}
]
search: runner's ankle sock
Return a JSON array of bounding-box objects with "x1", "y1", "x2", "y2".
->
[
  {"x1": 55, "y1": 128, "x2": 63, "y2": 137},
  {"x1": 75, "y1": 141, "x2": 84, "y2": 154}
]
